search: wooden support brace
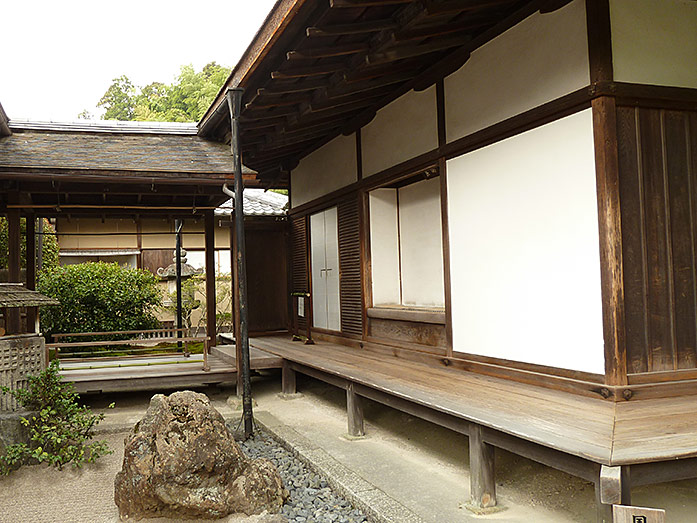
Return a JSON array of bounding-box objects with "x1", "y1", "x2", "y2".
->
[
  {"x1": 469, "y1": 424, "x2": 496, "y2": 509},
  {"x1": 597, "y1": 464, "x2": 631, "y2": 522},
  {"x1": 282, "y1": 360, "x2": 297, "y2": 394},
  {"x1": 346, "y1": 382, "x2": 365, "y2": 437}
]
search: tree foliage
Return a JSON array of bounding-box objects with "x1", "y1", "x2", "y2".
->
[
  {"x1": 0, "y1": 361, "x2": 112, "y2": 475},
  {"x1": 0, "y1": 218, "x2": 59, "y2": 274},
  {"x1": 97, "y1": 62, "x2": 230, "y2": 122},
  {"x1": 37, "y1": 262, "x2": 162, "y2": 338}
]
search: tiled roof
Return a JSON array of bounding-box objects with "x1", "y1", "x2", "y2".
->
[
  {"x1": 216, "y1": 189, "x2": 288, "y2": 217},
  {"x1": 0, "y1": 284, "x2": 59, "y2": 308},
  {"x1": 0, "y1": 124, "x2": 254, "y2": 175}
]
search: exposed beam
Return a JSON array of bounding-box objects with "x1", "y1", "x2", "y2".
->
[
  {"x1": 393, "y1": 18, "x2": 492, "y2": 41},
  {"x1": 271, "y1": 62, "x2": 346, "y2": 79},
  {"x1": 257, "y1": 78, "x2": 330, "y2": 95},
  {"x1": 330, "y1": 0, "x2": 412, "y2": 6},
  {"x1": 423, "y1": 0, "x2": 516, "y2": 16},
  {"x1": 247, "y1": 92, "x2": 311, "y2": 109},
  {"x1": 287, "y1": 42, "x2": 369, "y2": 60},
  {"x1": 365, "y1": 34, "x2": 472, "y2": 65},
  {"x1": 306, "y1": 18, "x2": 398, "y2": 37}
]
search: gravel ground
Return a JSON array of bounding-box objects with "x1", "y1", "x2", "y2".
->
[{"x1": 232, "y1": 426, "x2": 369, "y2": 523}]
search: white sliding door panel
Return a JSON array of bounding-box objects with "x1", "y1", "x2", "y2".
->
[
  {"x1": 310, "y1": 207, "x2": 341, "y2": 331},
  {"x1": 310, "y1": 212, "x2": 328, "y2": 329},
  {"x1": 324, "y1": 207, "x2": 341, "y2": 331}
]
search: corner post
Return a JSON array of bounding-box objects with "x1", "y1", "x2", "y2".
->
[{"x1": 597, "y1": 465, "x2": 631, "y2": 522}]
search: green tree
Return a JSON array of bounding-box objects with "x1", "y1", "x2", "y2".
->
[
  {"x1": 37, "y1": 262, "x2": 162, "y2": 339},
  {"x1": 97, "y1": 75, "x2": 136, "y2": 121},
  {"x1": 0, "y1": 217, "x2": 59, "y2": 274},
  {"x1": 97, "y1": 63, "x2": 230, "y2": 122}
]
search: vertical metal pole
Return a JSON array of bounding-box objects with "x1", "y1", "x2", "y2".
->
[
  {"x1": 175, "y1": 219, "x2": 183, "y2": 347},
  {"x1": 227, "y1": 87, "x2": 254, "y2": 438}
]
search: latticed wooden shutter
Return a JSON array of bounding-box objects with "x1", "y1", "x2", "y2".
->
[
  {"x1": 290, "y1": 215, "x2": 308, "y2": 331},
  {"x1": 338, "y1": 198, "x2": 363, "y2": 336}
]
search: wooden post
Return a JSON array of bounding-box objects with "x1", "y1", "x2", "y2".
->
[
  {"x1": 26, "y1": 216, "x2": 37, "y2": 332},
  {"x1": 7, "y1": 209, "x2": 21, "y2": 334},
  {"x1": 469, "y1": 424, "x2": 496, "y2": 509},
  {"x1": 232, "y1": 218, "x2": 243, "y2": 396},
  {"x1": 204, "y1": 210, "x2": 217, "y2": 348},
  {"x1": 597, "y1": 464, "x2": 631, "y2": 522},
  {"x1": 305, "y1": 295, "x2": 314, "y2": 344},
  {"x1": 282, "y1": 360, "x2": 296, "y2": 394},
  {"x1": 346, "y1": 382, "x2": 365, "y2": 437},
  {"x1": 227, "y1": 87, "x2": 254, "y2": 439}
]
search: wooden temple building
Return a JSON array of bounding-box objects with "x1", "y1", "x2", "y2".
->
[
  {"x1": 2, "y1": 0, "x2": 697, "y2": 519},
  {"x1": 195, "y1": 0, "x2": 697, "y2": 520}
]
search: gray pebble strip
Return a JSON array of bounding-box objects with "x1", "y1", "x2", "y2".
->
[{"x1": 232, "y1": 425, "x2": 369, "y2": 523}]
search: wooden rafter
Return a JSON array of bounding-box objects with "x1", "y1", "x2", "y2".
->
[{"x1": 306, "y1": 18, "x2": 398, "y2": 37}]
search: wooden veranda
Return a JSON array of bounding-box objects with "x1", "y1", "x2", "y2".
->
[{"x1": 251, "y1": 334, "x2": 697, "y2": 519}]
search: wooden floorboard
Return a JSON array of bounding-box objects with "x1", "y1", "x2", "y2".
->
[
  {"x1": 210, "y1": 344, "x2": 283, "y2": 369},
  {"x1": 60, "y1": 353, "x2": 236, "y2": 394},
  {"x1": 251, "y1": 336, "x2": 615, "y2": 464}
]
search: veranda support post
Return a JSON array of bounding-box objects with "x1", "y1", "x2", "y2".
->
[{"x1": 227, "y1": 87, "x2": 254, "y2": 439}]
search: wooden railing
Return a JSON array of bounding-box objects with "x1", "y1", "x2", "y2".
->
[{"x1": 46, "y1": 328, "x2": 210, "y2": 372}]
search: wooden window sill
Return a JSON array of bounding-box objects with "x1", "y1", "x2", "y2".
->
[{"x1": 367, "y1": 306, "x2": 445, "y2": 325}]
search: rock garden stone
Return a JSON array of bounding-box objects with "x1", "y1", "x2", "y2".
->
[{"x1": 114, "y1": 391, "x2": 287, "y2": 520}]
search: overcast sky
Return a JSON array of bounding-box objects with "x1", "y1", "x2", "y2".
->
[{"x1": 1, "y1": 0, "x2": 278, "y2": 121}]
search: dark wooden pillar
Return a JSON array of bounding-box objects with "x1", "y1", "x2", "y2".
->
[
  {"x1": 469, "y1": 424, "x2": 496, "y2": 509},
  {"x1": 346, "y1": 383, "x2": 365, "y2": 437},
  {"x1": 26, "y1": 216, "x2": 37, "y2": 332},
  {"x1": 232, "y1": 217, "x2": 243, "y2": 396},
  {"x1": 204, "y1": 210, "x2": 217, "y2": 348},
  {"x1": 6, "y1": 209, "x2": 21, "y2": 334}
]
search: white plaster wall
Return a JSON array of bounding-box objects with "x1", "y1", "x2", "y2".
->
[
  {"x1": 291, "y1": 134, "x2": 357, "y2": 208},
  {"x1": 610, "y1": 0, "x2": 697, "y2": 89},
  {"x1": 361, "y1": 87, "x2": 438, "y2": 177},
  {"x1": 398, "y1": 178, "x2": 444, "y2": 307},
  {"x1": 445, "y1": 0, "x2": 589, "y2": 142},
  {"x1": 446, "y1": 109, "x2": 604, "y2": 374},
  {"x1": 369, "y1": 189, "x2": 401, "y2": 306}
]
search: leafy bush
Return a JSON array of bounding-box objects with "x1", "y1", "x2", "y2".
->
[
  {"x1": 38, "y1": 262, "x2": 162, "y2": 339},
  {"x1": 0, "y1": 361, "x2": 112, "y2": 474}
]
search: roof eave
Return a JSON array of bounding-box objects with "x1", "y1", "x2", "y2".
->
[{"x1": 197, "y1": 0, "x2": 310, "y2": 138}]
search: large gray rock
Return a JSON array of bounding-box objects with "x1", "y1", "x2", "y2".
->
[{"x1": 114, "y1": 391, "x2": 287, "y2": 520}]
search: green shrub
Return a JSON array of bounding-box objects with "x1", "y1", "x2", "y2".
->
[
  {"x1": 38, "y1": 262, "x2": 162, "y2": 340},
  {"x1": 0, "y1": 361, "x2": 112, "y2": 474}
]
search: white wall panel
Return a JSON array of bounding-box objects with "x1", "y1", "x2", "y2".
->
[
  {"x1": 446, "y1": 110, "x2": 604, "y2": 373},
  {"x1": 610, "y1": 0, "x2": 697, "y2": 89},
  {"x1": 361, "y1": 87, "x2": 438, "y2": 177},
  {"x1": 369, "y1": 189, "x2": 401, "y2": 306},
  {"x1": 398, "y1": 178, "x2": 444, "y2": 307},
  {"x1": 445, "y1": 0, "x2": 589, "y2": 142},
  {"x1": 291, "y1": 134, "x2": 357, "y2": 208}
]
